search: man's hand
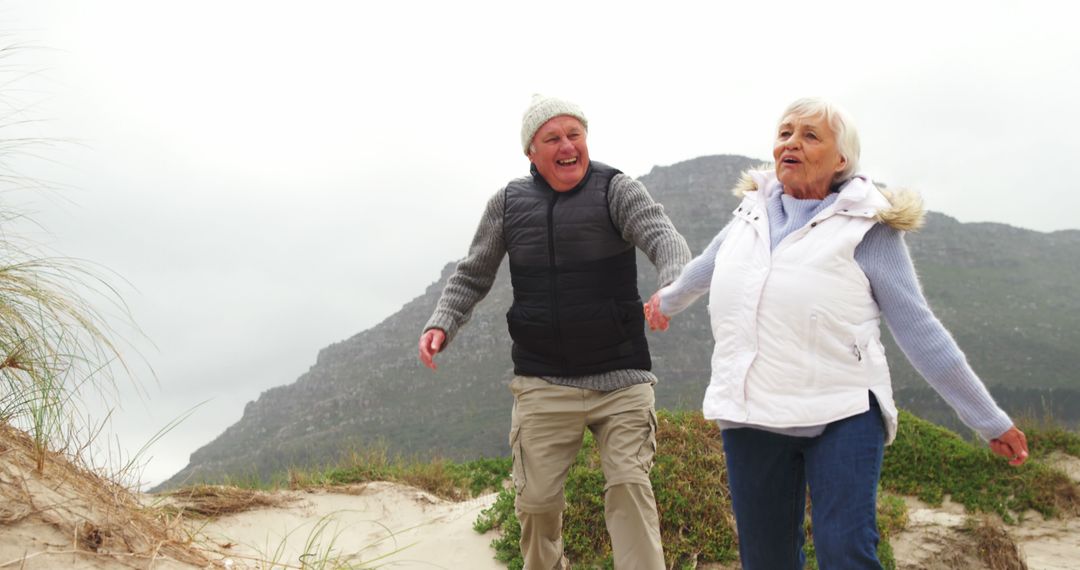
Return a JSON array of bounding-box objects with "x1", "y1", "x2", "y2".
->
[
  {"x1": 644, "y1": 292, "x2": 670, "y2": 332},
  {"x1": 989, "y1": 425, "x2": 1029, "y2": 466},
  {"x1": 418, "y1": 329, "x2": 446, "y2": 370}
]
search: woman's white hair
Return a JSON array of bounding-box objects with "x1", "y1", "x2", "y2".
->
[{"x1": 778, "y1": 97, "x2": 861, "y2": 183}]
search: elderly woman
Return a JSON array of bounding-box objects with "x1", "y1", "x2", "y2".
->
[{"x1": 645, "y1": 98, "x2": 1029, "y2": 569}]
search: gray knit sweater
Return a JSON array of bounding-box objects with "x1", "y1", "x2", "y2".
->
[{"x1": 424, "y1": 171, "x2": 692, "y2": 391}]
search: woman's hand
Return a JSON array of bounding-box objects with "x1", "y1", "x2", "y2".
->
[
  {"x1": 989, "y1": 425, "x2": 1029, "y2": 466},
  {"x1": 644, "y1": 292, "x2": 671, "y2": 332}
]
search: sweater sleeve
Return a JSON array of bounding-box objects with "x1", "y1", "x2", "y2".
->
[
  {"x1": 658, "y1": 223, "x2": 731, "y2": 316},
  {"x1": 608, "y1": 174, "x2": 692, "y2": 287},
  {"x1": 423, "y1": 190, "x2": 506, "y2": 347},
  {"x1": 856, "y1": 224, "x2": 1014, "y2": 441}
]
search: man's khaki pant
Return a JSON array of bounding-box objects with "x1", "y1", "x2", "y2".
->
[{"x1": 509, "y1": 376, "x2": 665, "y2": 570}]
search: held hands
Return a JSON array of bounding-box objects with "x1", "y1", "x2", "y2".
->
[
  {"x1": 418, "y1": 329, "x2": 446, "y2": 370},
  {"x1": 989, "y1": 425, "x2": 1029, "y2": 466},
  {"x1": 644, "y1": 292, "x2": 671, "y2": 332}
]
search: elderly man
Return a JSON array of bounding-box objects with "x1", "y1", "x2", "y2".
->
[{"x1": 418, "y1": 94, "x2": 690, "y2": 569}]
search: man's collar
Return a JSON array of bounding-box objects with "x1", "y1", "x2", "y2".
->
[{"x1": 530, "y1": 162, "x2": 594, "y2": 193}]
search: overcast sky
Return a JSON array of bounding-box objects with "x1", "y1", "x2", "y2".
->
[{"x1": 4, "y1": 1, "x2": 1077, "y2": 487}]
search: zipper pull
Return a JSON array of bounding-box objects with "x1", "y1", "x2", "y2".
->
[{"x1": 853, "y1": 344, "x2": 862, "y2": 362}]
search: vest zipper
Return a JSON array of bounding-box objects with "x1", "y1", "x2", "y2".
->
[{"x1": 547, "y1": 192, "x2": 567, "y2": 374}]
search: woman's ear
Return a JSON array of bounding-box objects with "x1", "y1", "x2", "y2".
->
[{"x1": 835, "y1": 154, "x2": 848, "y2": 174}]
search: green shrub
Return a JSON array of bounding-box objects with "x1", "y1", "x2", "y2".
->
[
  {"x1": 882, "y1": 409, "x2": 1079, "y2": 521},
  {"x1": 476, "y1": 410, "x2": 739, "y2": 569},
  {"x1": 476, "y1": 408, "x2": 1079, "y2": 568}
]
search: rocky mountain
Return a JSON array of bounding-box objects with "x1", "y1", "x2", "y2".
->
[{"x1": 156, "y1": 155, "x2": 1080, "y2": 489}]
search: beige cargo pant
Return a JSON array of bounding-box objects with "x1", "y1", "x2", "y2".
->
[{"x1": 509, "y1": 375, "x2": 665, "y2": 570}]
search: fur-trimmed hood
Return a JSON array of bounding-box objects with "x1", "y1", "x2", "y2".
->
[{"x1": 731, "y1": 168, "x2": 925, "y2": 232}]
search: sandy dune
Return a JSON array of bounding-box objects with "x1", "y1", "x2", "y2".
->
[
  {"x1": 5, "y1": 473, "x2": 1080, "y2": 569},
  {"x1": 194, "y1": 482, "x2": 503, "y2": 569},
  {"x1": 3, "y1": 412, "x2": 1078, "y2": 570},
  {"x1": 890, "y1": 451, "x2": 1080, "y2": 570}
]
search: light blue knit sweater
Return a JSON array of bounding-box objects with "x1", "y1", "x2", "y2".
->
[{"x1": 659, "y1": 189, "x2": 1014, "y2": 441}]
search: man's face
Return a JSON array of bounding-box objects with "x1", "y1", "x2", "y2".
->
[{"x1": 527, "y1": 116, "x2": 589, "y2": 192}]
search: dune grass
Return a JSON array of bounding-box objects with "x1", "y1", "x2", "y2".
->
[
  {"x1": 0, "y1": 253, "x2": 135, "y2": 470},
  {"x1": 212, "y1": 443, "x2": 512, "y2": 502},
  {"x1": 0, "y1": 41, "x2": 142, "y2": 476},
  {"x1": 1021, "y1": 419, "x2": 1080, "y2": 459},
  {"x1": 0, "y1": 40, "x2": 219, "y2": 567}
]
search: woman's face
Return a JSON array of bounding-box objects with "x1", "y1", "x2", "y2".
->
[{"x1": 772, "y1": 113, "x2": 847, "y2": 200}]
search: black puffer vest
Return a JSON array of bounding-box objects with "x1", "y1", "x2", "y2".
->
[{"x1": 503, "y1": 161, "x2": 651, "y2": 376}]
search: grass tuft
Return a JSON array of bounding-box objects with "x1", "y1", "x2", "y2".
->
[
  {"x1": 963, "y1": 516, "x2": 1027, "y2": 570},
  {"x1": 165, "y1": 484, "x2": 294, "y2": 517},
  {"x1": 223, "y1": 443, "x2": 513, "y2": 503},
  {"x1": 1023, "y1": 421, "x2": 1080, "y2": 459}
]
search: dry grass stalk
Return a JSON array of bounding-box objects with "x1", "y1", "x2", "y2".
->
[
  {"x1": 0, "y1": 421, "x2": 214, "y2": 567},
  {"x1": 1046, "y1": 475, "x2": 1080, "y2": 517},
  {"x1": 968, "y1": 516, "x2": 1028, "y2": 570},
  {"x1": 167, "y1": 484, "x2": 293, "y2": 517},
  {"x1": 0, "y1": 504, "x2": 29, "y2": 524}
]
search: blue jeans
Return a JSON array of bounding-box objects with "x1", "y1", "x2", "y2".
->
[{"x1": 721, "y1": 396, "x2": 885, "y2": 570}]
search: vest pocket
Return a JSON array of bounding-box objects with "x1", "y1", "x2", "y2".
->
[
  {"x1": 610, "y1": 298, "x2": 629, "y2": 337},
  {"x1": 505, "y1": 305, "x2": 525, "y2": 343},
  {"x1": 558, "y1": 299, "x2": 632, "y2": 346},
  {"x1": 506, "y1": 304, "x2": 553, "y2": 344},
  {"x1": 616, "y1": 298, "x2": 649, "y2": 339},
  {"x1": 852, "y1": 330, "x2": 887, "y2": 366},
  {"x1": 865, "y1": 338, "x2": 887, "y2": 365},
  {"x1": 807, "y1": 312, "x2": 822, "y2": 385}
]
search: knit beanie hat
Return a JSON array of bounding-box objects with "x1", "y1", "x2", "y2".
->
[{"x1": 520, "y1": 94, "x2": 588, "y2": 154}]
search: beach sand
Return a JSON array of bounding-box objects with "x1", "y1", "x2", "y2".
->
[{"x1": 193, "y1": 481, "x2": 503, "y2": 569}]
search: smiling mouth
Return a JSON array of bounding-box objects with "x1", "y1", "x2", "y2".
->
[
  {"x1": 556, "y1": 157, "x2": 578, "y2": 166},
  {"x1": 781, "y1": 157, "x2": 800, "y2": 165}
]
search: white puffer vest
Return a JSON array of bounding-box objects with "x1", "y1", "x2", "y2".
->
[{"x1": 703, "y1": 171, "x2": 905, "y2": 444}]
